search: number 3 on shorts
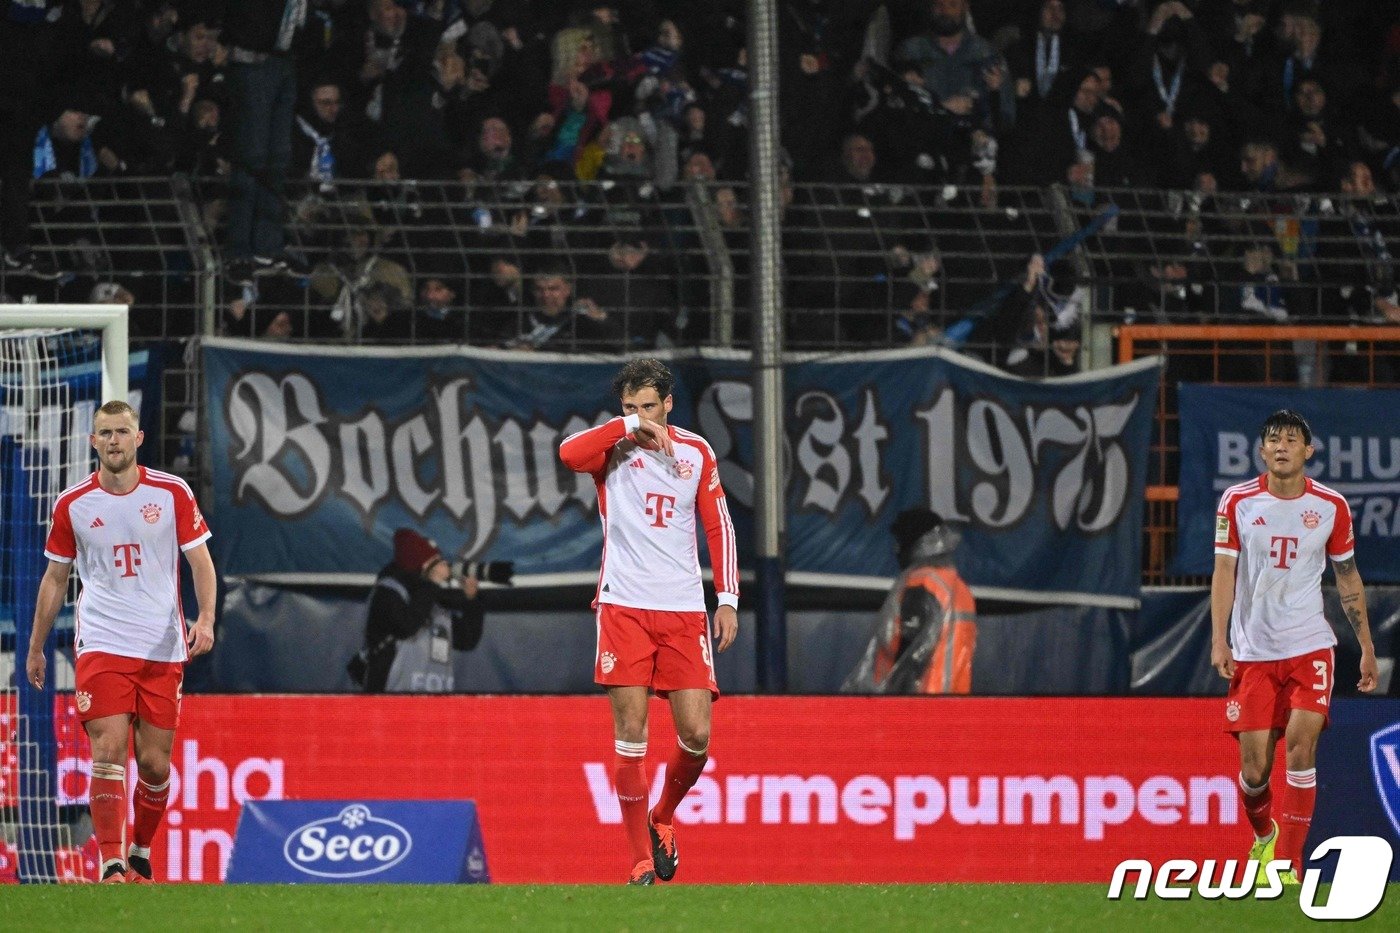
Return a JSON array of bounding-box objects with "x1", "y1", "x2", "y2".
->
[{"x1": 1312, "y1": 659, "x2": 1328, "y2": 693}]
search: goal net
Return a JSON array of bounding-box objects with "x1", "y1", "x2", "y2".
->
[{"x1": 1, "y1": 305, "x2": 128, "y2": 883}]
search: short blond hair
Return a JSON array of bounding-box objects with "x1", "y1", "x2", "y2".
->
[{"x1": 93, "y1": 399, "x2": 139, "y2": 430}]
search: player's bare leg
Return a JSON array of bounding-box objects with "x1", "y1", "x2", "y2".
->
[
  {"x1": 607, "y1": 686, "x2": 655, "y2": 884},
  {"x1": 1276, "y1": 710, "x2": 1325, "y2": 880},
  {"x1": 1235, "y1": 727, "x2": 1281, "y2": 881},
  {"x1": 647, "y1": 688, "x2": 710, "y2": 882},
  {"x1": 85, "y1": 713, "x2": 133, "y2": 882},
  {"x1": 127, "y1": 719, "x2": 175, "y2": 882}
]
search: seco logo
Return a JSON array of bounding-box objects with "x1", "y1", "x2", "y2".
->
[{"x1": 283, "y1": 804, "x2": 413, "y2": 879}]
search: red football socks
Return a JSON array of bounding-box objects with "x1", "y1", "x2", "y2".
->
[
  {"x1": 132, "y1": 776, "x2": 171, "y2": 849},
  {"x1": 614, "y1": 745, "x2": 651, "y2": 864},
  {"x1": 1237, "y1": 772, "x2": 1274, "y2": 839},
  {"x1": 1277, "y1": 768, "x2": 1317, "y2": 872},
  {"x1": 89, "y1": 762, "x2": 127, "y2": 867},
  {"x1": 653, "y1": 739, "x2": 707, "y2": 825}
]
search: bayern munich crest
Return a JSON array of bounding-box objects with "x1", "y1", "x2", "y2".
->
[
  {"x1": 600, "y1": 651, "x2": 616, "y2": 674},
  {"x1": 1301, "y1": 510, "x2": 1321, "y2": 529},
  {"x1": 1225, "y1": 699, "x2": 1240, "y2": 722},
  {"x1": 141, "y1": 502, "x2": 162, "y2": 524},
  {"x1": 674, "y1": 461, "x2": 693, "y2": 480},
  {"x1": 76, "y1": 691, "x2": 91, "y2": 713}
]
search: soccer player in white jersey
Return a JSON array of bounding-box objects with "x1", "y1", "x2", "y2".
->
[
  {"x1": 559, "y1": 358, "x2": 739, "y2": 885},
  {"x1": 25, "y1": 400, "x2": 216, "y2": 883},
  {"x1": 1211, "y1": 409, "x2": 1377, "y2": 883}
]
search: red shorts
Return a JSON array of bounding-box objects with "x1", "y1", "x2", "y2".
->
[
  {"x1": 1223, "y1": 647, "x2": 1333, "y2": 734},
  {"x1": 74, "y1": 651, "x2": 184, "y2": 730},
  {"x1": 595, "y1": 604, "x2": 719, "y2": 699}
]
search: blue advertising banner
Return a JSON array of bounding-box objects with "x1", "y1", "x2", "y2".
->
[
  {"x1": 1312, "y1": 699, "x2": 1400, "y2": 882},
  {"x1": 1175, "y1": 385, "x2": 1400, "y2": 581},
  {"x1": 226, "y1": 800, "x2": 490, "y2": 884},
  {"x1": 204, "y1": 342, "x2": 1160, "y2": 605}
]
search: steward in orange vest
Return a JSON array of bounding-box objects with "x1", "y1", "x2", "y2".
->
[{"x1": 844, "y1": 508, "x2": 977, "y2": 693}]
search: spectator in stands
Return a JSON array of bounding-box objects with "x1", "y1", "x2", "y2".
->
[
  {"x1": 1008, "y1": 0, "x2": 1084, "y2": 125},
  {"x1": 504, "y1": 259, "x2": 618, "y2": 351},
  {"x1": 1203, "y1": 0, "x2": 1273, "y2": 107},
  {"x1": 292, "y1": 78, "x2": 360, "y2": 186},
  {"x1": 413, "y1": 274, "x2": 468, "y2": 341},
  {"x1": 473, "y1": 254, "x2": 526, "y2": 342},
  {"x1": 1019, "y1": 66, "x2": 1100, "y2": 185},
  {"x1": 176, "y1": 97, "x2": 228, "y2": 175},
  {"x1": 1231, "y1": 242, "x2": 1289, "y2": 323},
  {"x1": 358, "y1": 279, "x2": 413, "y2": 340},
  {"x1": 1121, "y1": 2, "x2": 1209, "y2": 152},
  {"x1": 1162, "y1": 98, "x2": 1232, "y2": 189},
  {"x1": 1090, "y1": 107, "x2": 1147, "y2": 187},
  {"x1": 0, "y1": 0, "x2": 64, "y2": 279},
  {"x1": 34, "y1": 106, "x2": 100, "y2": 180},
  {"x1": 1353, "y1": 81, "x2": 1398, "y2": 191},
  {"x1": 472, "y1": 115, "x2": 527, "y2": 179},
  {"x1": 349, "y1": 0, "x2": 438, "y2": 136},
  {"x1": 133, "y1": 15, "x2": 229, "y2": 130},
  {"x1": 1318, "y1": 160, "x2": 1399, "y2": 382},
  {"x1": 578, "y1": 228, "x2": 672, "y2": 347},
  {"x1": 1285, "y1": 76, "x2": 1351, "y2": 184},
  {"x1": 984, "y1": 253, "x2": 1083, "y2": 377},
  {"x1": 896, "y1": 0, "x2": 1015, "y2": 140},
  {"x1": 309, "y1": 202, "x2": 413, "y2": 338},
  {"x1": 1262, "y1": 10, "x2": 1345, "y2": 122},
  {"x1": 222, "y1": 0, "x2": 308, "y2": 288},
  {"x1": 56, "y1": 0, "x2": 137, "y2": 113},
  {"x1": 1238, "y1": 137, "x2": 1294, "y2": 193}
]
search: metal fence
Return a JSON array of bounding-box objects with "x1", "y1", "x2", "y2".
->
[{"x1": 4, "y1": 175, "x2": 1397, "y2": 486}]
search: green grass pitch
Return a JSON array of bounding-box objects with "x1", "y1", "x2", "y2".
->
[{"x1": 4, "y1": 884, "x2": 1393, "y2": 932}]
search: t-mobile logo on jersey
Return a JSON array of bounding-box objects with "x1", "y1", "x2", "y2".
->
[
  {"x1": 644, "y1": 492, "x2": 677, "y2": 528},
  {"x1": 1269, "y1": 535, "x2": 1300, "y2": 569},
  {"x1": 113, "y1": 542, "x2": 142, "y2": 577}
]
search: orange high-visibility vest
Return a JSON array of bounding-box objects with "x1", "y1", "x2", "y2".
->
[{"x1": 872, "y1": 565, "x2": 976, "y2": 693}]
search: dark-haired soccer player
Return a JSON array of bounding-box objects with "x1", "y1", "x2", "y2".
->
[
  {"x1": 1211, "y1": 409, "x2": 1377, "y2": 882},
  {"x1": 559, "y1": 358, "x2": 738, "y2": 885}
]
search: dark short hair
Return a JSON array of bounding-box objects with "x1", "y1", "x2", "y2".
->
[
  {"x1": 612, "y1": 358, "x2": 673, "y2": 400},
  {"x1": 1260, "y1": 409, "x2": 1312, "y2": 445}
]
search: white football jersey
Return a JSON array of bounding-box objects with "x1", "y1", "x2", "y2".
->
[
  {"x1": 45, "y1": 467, "x2": 212, "y2": 663},
  {"x1": 1214, "y1": 475, "x2": 1353, "y2": 662},
  {"x1": 560, "y1": 415, "x2": 738, "y2": 612}
]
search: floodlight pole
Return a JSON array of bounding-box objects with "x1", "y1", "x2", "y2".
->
[{"x1": 747, "y1": 0, "x2": 787, "y2": 692}]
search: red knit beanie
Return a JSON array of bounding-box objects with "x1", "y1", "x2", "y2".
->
[{"x1": 393, "y1": 529, "x2": 440, "y2": 574}]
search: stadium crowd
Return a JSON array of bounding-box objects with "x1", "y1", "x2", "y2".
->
[{"x1": 1, "y1": 0, "x2": 1397, "y2": 369}]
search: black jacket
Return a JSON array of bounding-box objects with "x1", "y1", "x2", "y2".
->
[
  {"x1": 361, "y1": 563, "x2": 485, "y2": 693},
  {"x1": 220, "y1": 0, "x2": 302, "y2": 55}
]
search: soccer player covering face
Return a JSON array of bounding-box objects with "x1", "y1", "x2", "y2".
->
[
  {"x1": 26, "y1": 401, "x2": 217, "y2": 883},
  {"x1": 559, "y1": 359, "x2": 739, "y2": 885},
  {"x1": 1211, "y1": 410, "x2": 1377, "y2": 883}
]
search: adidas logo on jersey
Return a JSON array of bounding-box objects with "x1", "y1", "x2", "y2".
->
[
  {"x1": 1252, "y1": 516, "x2": 1267, "y2": 526},
  {"x1": 628, "y1": 459, "x2": 644, "y2": 470},
  {"x1": 90, "y1": 517, "x2": 105, "y2": 528}
]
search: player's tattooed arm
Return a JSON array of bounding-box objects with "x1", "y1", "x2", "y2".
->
[{"x1": 1332, "y1": 555, "x2": 1372, "y2": 643}]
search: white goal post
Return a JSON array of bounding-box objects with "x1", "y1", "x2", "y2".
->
[
  {"x1": 1, "y1": 303, "x2": 129, "y2": 883},
  {"x1": 0, "y1": 304, "x2": 129, "y2": 403}
]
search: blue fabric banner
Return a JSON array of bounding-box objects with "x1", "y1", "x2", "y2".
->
[
  {"x1": 1176, "y1": 385, "x2": 1400, "y2": 581},
  {"x1": 204, "y1": 342, "x2": 1160, "y2": 604}
]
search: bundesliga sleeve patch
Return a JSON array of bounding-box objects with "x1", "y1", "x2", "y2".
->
[{"x1": 1215, "y1": 514, "x2": 1230, "y2": 544}]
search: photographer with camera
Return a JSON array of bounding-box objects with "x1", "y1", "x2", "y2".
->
[{"x1": 351, "y1": 528, "x2": 513, "y2": 693}]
